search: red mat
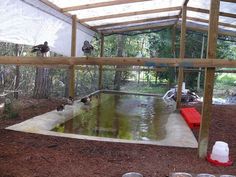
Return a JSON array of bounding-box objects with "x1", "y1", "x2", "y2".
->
[{"x1": 180, "y1": 107, "x2": 201, "y2": 128}]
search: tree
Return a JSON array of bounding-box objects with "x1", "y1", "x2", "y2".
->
[{"x1": 114, "y1": 35, "x2": 126, "y2": 90}]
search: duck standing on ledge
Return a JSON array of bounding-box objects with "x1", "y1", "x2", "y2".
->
[
  {"x1": 31, "y1": 41, "x2": 50, "y2": 57},
  {"x1": 80, "y1": 95, "x2": 92, "y2": 105},
  {"x1": 56, "y1": 104, "x2": 64, "y2": 111},
  {"x1": 82, "y1": 40, "x2": 94, "y2": 57}
]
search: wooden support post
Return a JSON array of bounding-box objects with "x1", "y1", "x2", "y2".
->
[
  {"x1": 176, "y1": 4, "x2": 187, "y2": 109},
  {"x1": 198, "y1": 0, "x2": 220, "y2": 158},
  {"x1": 98, "y1": 34, "x2": 104, "y2": 90},
  {"x1": 69, "y1": 15, "x2": 77, "y2": 98}
]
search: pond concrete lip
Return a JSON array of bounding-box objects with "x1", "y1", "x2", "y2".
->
[{"x1": 6, "y1": 90, "x2": 198, "y2": 148}]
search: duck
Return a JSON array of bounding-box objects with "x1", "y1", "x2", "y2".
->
[
  {"x1": 67, "y1": 96, "x2": 74, "y2": 105},
  {"x1": 31, "y1": 41, "x2": 50, "y2": 57},
  {"x1": 80, "y1": 95, "x2": 92, "y2": 105},
  {"x1": 56, "y1": 104, "x2": 64, "y2": 111},
  {"x1": 82, "y1": 40, "x2": 94, "y2": 56}
]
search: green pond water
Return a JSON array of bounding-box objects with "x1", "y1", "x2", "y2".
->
[{"x1": 53, "y1": 93, "x2": 175, "y2": 141}]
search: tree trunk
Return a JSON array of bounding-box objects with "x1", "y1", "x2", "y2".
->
[
  {"x1": 14, "y1": 44, "x2": 20, "y2": 99},
  {"x1": 33, "y1": 53, "x2": 50, "y2": 99},
  {"x1": 114, "y1": 35, "x2": 125, "y2": 90}
]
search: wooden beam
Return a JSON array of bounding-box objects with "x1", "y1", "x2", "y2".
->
[
  {"x1": 175, "y1": 0, "x2": 190, "y2": 25},
  {"x1": 93, "y1": 15, "x2": 179, "y2": 29},
  {"x1": 80, "y1": 6, "x2": 181, "y2": 22},
  {"x1": 187, "y1": 6, "x2": 236, "y2": 19},
  {"x1": 62, "y1": 0, "x2": 151, "y2": 12},
  {"x1": 182, "y1": 24, "x2": 236, "y2": 37},
  {"x1": 198, "y1": 0, "x2": 220, "y2": 159},
  {"x1": 1, "y1": 56, "x2": 236, "y2": 68},
  {"x1": 176, "y1": 4, "x2": 187, "y2": 109},
  {"x1": 102, "y1": 21, "x2": 175, "y2": 34},
  {"x1": 99, "y1": 34, "x2": 104, "y2": 90},
  {"x1": 187, "y1": 17, "x2": 236, "y2": 29},
  {"x1": 40, "y1": 0, "x2": 96, "y2": 32},
  {"x1": 220, "y1": 0, "x2": 236, "y2": 3},
  {"x1": 69, "y1": 15, "x2": 77, "y2": 98}
]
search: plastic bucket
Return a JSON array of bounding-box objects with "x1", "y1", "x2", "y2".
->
[
  {"x1": 220, "y1": 175, "x2": 236, "y2": 177},
  {"x1": 171, "y1": 172, "x2": 192, "y2": 177},
  {"x1": 122, "y1": 172, "x2": 143, "y2": 177},
  {"x1": 211, "y1": 141, "x2": 229, "y2": 163}
]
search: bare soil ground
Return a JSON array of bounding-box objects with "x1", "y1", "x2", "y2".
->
[{"x1": 0, "y1": 98, "x2": 235, "y2": 177}]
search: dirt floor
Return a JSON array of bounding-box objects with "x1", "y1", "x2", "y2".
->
[{"x1": 0, "y1": 98, "x2": 236, "y2": 177}]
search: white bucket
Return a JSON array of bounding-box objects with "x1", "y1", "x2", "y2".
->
[
  {"x1": 210, "y1": 141, "x2": 229, "y2": 163},
  {"x1": 122, "y1": 172, "x2": 143, "y2": 177}
]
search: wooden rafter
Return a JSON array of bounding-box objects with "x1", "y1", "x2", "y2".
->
[
  {"x1": 187, "y1": 17, "x2": 236, "y2": 29},
  {"x1": 39, "y1": 0, "x2": 96, "y2": 32},
  {"x1": 175, "y1": 0, "x2": 190, "y2": 24},
  {"x1": 187, "y1": 7, "x2": 236, "y2": 19},
  {"x1": 220, "y1": 0, "x2": 236, "y2": 3},
  {"x1": 80, "y1": 6, "x2": 181, "y2": 22},
  {"x1": 101, "y1": 21, "x2": 175, "y2": 34},
  {"x1": 93, "y1": 15, "x2": 179, "y2": 29},
  {"x1": 61, "y1": 0, "x2": 151, "y2": 12}
]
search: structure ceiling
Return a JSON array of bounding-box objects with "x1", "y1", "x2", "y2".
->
[{"x1": 38, "y1": 0, "x2": 236, "y2": 35}]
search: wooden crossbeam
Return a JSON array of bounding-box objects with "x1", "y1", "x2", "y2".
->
[
  {"x1": 80, "y1": 6, "x2": 181, "y2": 22},
  {"x1": 101, "y1": 21, "x2": 175, "y2": 34},
  {"x1": 187, "y1": 6, "x2": 236, "y2": 19},
  {"x1": 187, "y1": 17, "x2": 236, "y2": 28},
  {"x1": 40, "y1": 0, "x2": 96, "y2": 32},
  {"x1": 93, "y1": 15, "x2": 179, "y2": 29},
  {"x1": 1, "y1": 56, "x2": 236, "y2": 68},
  {"x1": 61, "y1": 0, "x2": 151, "y2": 12},
  {"x1": 220, "y1": 0, "x2": 236, "y2": 3}
]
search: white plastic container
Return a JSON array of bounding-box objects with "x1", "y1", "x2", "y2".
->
[
  {"x1": 196, "y1": 174, "x2": 215, "y2": 177},
  {"x1": 122, "y1": 172, "x2": 143, "y2": 177},
  {"x1": 210, "y1": 141, "x2": 229, "y2": 163},
  {"x1": 172, "y1": 172, "x2": 192, "y2": 177}
]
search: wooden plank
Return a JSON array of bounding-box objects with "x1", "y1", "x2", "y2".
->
[
  {"x1": 62, "y1": 0, "x2": 151, "y2": 12},
  {"x1": 187, "y1": 16, "x2": 236, "y2": 29},
  {"x1": 175, "y1": 0, "x2": 190, "y2": 25},
  {"x1": 187, "y1": 6, "x2": 236, "y2": 19},
  {"x1": 176, "y1": 4, "x2": 187, "y2": 109},
  {"x1": 182, "y1": 24, "x2": 236, "y2": 37},
  {"x1": 198, "y1": 0, "x2": 220, "y2": 159},
  {"x1": 80, "y1": 6, "x2": 181, "y2": 22},
  {"x1": 1, "y1": 56, "x2": 236, "y2": 68},
  {"x1": 40, "y1": 0, "x2": 97, "y2": 32},
  {"x1": 102, "y1": 21, "x2": 175, "y2": 34},
  {"x1": 99, "y1": 34, "x2": 104, "y2": 90},
  {"x1": 69, "y1": 15, "x2": 77, "y2": 98},
  {"x1": 220, "y1": 0, "x2": 236, "y2": 3},
  {"x1": 93, "y1": 15, "x2": 179, "y2": 29}
]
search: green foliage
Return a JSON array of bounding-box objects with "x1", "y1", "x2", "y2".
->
[{"x1": 216, "y1": 73, "x2": 236, "y2": 86}]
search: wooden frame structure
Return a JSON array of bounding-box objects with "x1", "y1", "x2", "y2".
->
[{"x1": 2, "y1": 0, "x2": 236, "y2": 159}]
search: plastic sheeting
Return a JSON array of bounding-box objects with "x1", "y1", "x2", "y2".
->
[
  {"x1": 48, "y1": 0, "x2": 236, "y2": 34},
  {"x1": 0, "y1": 0, "x2": 95, "y2": 56}
]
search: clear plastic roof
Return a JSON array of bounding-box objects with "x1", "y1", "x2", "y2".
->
[{"x1": 40, "y1": 0, "x2": 236, "y2": 35}]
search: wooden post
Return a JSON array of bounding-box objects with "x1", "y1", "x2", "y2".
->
[
  {"x1": 69, "y1": 15, "x2": 77, "y2": 98},
  {"x1": 198, "y1": 0, "x2": 220, "y2": 158},
  {"x1": 98, "y1": 34, "x2": 104, "y2": 90},
  {"x1": 176, "y1": 4, "x2": 187, "y2": 109}
]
